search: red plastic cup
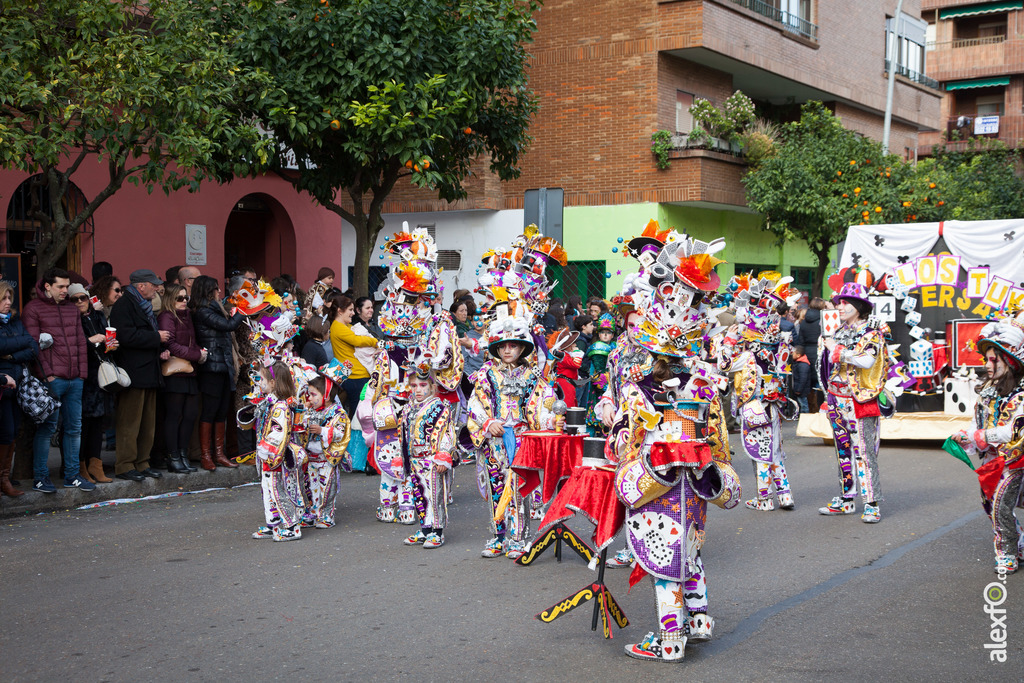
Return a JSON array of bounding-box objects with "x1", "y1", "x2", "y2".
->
[{"x1": 105, "y1": 327, "x2": 116, "y2": 351}]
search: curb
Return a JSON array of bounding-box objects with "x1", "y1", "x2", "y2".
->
[{"x1": 0, "y1": 465, "x2": 258, "y2": 518}]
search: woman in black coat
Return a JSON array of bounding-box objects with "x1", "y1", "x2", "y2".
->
[
  {"x1": 0, "y1": 282, "x2": 39, "y2": 497},
  {"x1": 74, "y1": 284, "x2": 118, "y2": 483},
  {"x1": 189, "y1": 276, "x2": 244, "y2": 471}
]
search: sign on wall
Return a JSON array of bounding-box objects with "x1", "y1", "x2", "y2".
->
[{"x1": 186, "y1": 224, "x2": 207, "y2": 266}]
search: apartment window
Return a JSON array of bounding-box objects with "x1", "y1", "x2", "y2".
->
[
  {"x1": 676, "y1": 91, "x2": 694, "y2": 135},
  {"x1": 976, "y1": 93, "x2": 1004, "y2": 116},
  {"x1": 886, "y1": 12, "x2": 928, "y2": 77},
  {"x1": 779, "y1": 0, "x2": 812, "y2": 30}
]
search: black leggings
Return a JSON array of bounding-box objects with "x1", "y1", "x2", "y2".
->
[
  {"x1": 164, "y1": 392, "x2": 200, "y2": 451},
  {"x1": 0, "y1": 393, "x2": 21, "y2": 445},
  {"x1": 199, "y1": 373, "x2": 233, "y2": 423},
  {"x1": 81, "y1": 414, "x2": 104, "y2": 462}
]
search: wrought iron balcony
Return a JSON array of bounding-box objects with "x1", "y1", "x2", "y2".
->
[
  {"x1": 884, "y1": 59, "x2": 941, "y2": 89},
  {"x1": 726, "y1": 0, "x2": 818, "y2": 41}
]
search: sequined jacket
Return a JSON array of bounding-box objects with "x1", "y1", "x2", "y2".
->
[
  {"x1": 301, "y1": 402, "x2": 352, "y2": 468},
  {"x1": 467, "y1": 360, "x2": 557, "y2": 452},
  {"x1": 401, "y1": 396, "x2": 457, "y2": 470},
  {"x1": 964, "y1": 380, "x2": 1024, "y2": 467}
]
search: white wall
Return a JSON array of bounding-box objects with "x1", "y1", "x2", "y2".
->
[{"x1": 341, "y1": 209, "x2": 525, "y2": 304}]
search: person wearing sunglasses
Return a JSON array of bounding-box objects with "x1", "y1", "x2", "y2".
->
[
  {"x1": 157, "y1": 284, "x2": 207, "y2": 474},
  {"x1": 71, "y1": 283, "x2": 117, "y2": 484},
  {"x1": 91, "y1": 275, "x2": 123, "y2": 320}
]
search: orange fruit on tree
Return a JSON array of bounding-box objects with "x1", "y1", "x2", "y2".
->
[
  {"x1": 329, "y1": 119, "x2": 340, "y2": 130},
  {"x1": 464, "y1": 127, "x2": 472, "y2": 135},
  {"x1": 414, "y1": 164, "x2": 420, "y2": 172},
  {"x1": 423, "y1": 160, "x2": 430, "y2": 169},
  {"x1": 405, "y1": 160, "x2": 413, "y2": 169},
  {"x1": 929, "y1": 182, "x2": 936, "y2": 189},
  {"x1": 837, "y1": 171, "x2": 842, "y2": 176},
  {"x1": 938, "y1": 200, "x2": 945, "y2": 206},
  {"x1": 874, "y1": 206, "x2": 882, "y2": 213},
  {"x1": 854, "y1": 187, "x2": 861, "y2": 194}
]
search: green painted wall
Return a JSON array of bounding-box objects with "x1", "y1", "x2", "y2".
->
[{"x1": 561, "y1": 202, "x2": 823, "y2": 298}]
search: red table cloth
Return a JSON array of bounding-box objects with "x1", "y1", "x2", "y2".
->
[
  {"x1": 538, "y1": 465, "x2": 625, "y2": 552},
  {"x1": 511, "y1": 431, "x2": 584, "y2": 504}
]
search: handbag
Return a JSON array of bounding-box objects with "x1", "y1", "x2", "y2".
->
[
  {"x1": 161, "y1": 357, "x2": 194, "y2": 376},
  {"x1": 17, "y1": 367, "x2": 60, "y2": 424},
  {"x1": 97, "y1": 359, "x2": 131, "y2": 392}
]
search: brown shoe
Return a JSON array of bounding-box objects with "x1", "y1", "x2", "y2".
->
[
  {"x1": 0, "y1": 443, "x2": 24, "y2": 497},
  {"x1": 88, "y1": 458, "x2": 113, "y2": 483},
  {"x1": 199, "y1": 422, "x2": 216, "y2": 471},
  {"x1": 79, "y1": 462, "x2": 94, "y2": 483},
  {"x1": 213, "y1": 422, "x2": 238, "y2": 468}
]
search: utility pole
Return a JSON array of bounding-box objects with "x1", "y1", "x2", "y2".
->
[{"x1": 882, "y1": 0, "x2": 905, "y2": 154}]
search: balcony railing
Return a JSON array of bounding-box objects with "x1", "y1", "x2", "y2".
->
[
  {"x1": 927, "y1": 34, "x2": 1007, "y2": 51},
  {"x1": 884, "y1": 59, "x2": 941, "y2": 89},
  {"x1": 919, "y1": 114, "x2": 1024, "y2": 152},
  {"x1": 726, "y1": 0, "x2": 818, "y2": 41}
]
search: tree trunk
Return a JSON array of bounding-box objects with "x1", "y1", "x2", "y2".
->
[
  {"x1": 349, "y1": 212, "x2": 372, "y2": 298},
  {"x1": 813, "y1": 245, "x2": 831, "y2": 299}
]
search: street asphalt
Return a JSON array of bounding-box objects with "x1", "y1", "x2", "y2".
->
[{"x1": 2, "y1": 424, "x2": 1021, "y2": 682}]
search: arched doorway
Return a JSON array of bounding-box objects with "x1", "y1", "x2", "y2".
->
[
  {"x1": 4, "y1": 175, "x2": 94, "y2": 308},
  {"x1": 224, "y1": 193, "x2": 296, "y2": 280}
]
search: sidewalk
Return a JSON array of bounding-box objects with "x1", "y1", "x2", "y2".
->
[{"x1": 1, "y1": 446, "x2": 257, "y2": 518}]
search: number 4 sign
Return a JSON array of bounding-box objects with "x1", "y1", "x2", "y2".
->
[{"x1": 868, "y1": 295, "x2": 896, "y2": 322}]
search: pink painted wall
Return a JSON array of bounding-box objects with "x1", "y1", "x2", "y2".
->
[{"x1": 1, "y1": 156, "x2": 341, "y2": 288}]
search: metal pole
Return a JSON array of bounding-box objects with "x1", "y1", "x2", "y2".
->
[{"x1": 882, "y1": 0, "x2": 905, "y2": 154}]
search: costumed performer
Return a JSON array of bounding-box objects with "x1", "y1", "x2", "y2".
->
[
  {"x1": 818, "y1": 282, "x2": 892, "y2": 523},
  {"x1": 951, "y1": 312, "x2": 1024, "y2": 574},
  {"x1": 400, "y1": 355, "x2": 458, "y2": 549},
  {"x1": 250, "y1": 360, "x2": 304, "y2": 542},
  {"x1": 718, "y1": 272, "x2": 800, "y2": 511},
  {"x1": 298, "y1": 363, "x2": 353, "y2": 530},
  {"x1": 367, "y1": 224, "x2": 463, "y2": 525},
  {"x1": 606, "y1": 221, "x2": 738, "y2": 661}
]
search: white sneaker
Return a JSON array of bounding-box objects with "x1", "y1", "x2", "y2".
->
[
  {"x1": 818, "y1": 496, "x2": 856, "y2": 515},
  {"x1": 687, "y1": 614, "x2": 714, "y2": 642}
]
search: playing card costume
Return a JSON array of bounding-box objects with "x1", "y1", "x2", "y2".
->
[
  {"x1": 469, "y1": 226, "x2": 565, "y2": 559},
  {"x1": 607, "y1": 220, "x2": 738, "y2": 662},
  {"x1": 817, "y1": 282, "x2": 893, "y2": 523},
  {"x1": 954, "y1": 313, "x2": 1024, "y2": 574},
  {"x1": 368, "y1": 224, "x2": 464, "y2": 525},
  {"x1": 298, "y1": 363, "x2": 353, "y2": 530},
  {"x1": 399, "y1": 358, "x2": 458, "y2": 549},
  {"x1": 717, "y1": 272, "x2": 801, "y2": 511}
]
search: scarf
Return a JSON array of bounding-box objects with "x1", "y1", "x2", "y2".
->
[{"x1": 126, "y1": 284, "x2": 158, "y2": 330}]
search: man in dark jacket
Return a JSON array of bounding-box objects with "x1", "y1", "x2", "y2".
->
[
  {"x1": 110, "y1": 269, "x2": 170, "y2": 481},
  {"x1": 22, "y1": 268, "x2": 94, "y2": 493}
]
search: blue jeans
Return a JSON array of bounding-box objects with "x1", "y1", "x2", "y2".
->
[{"x1": 33, "y1": 377, "x2": 83, "y2": 482}]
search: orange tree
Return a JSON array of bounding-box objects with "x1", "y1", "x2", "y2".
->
[
  {"x1": 743, "y1": 102, "x2": 909, "y2": 294},
  {"x1": 0, "y1": 0, "x2": 274, "y2": 280},
  {"x1": 221, "y1": 0, "x2": 541, "y2": 297},
  {"x1": 899, "y1": 139, "x2": 1024, "y2": 222}
]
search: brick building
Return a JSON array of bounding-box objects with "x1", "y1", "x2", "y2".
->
[
  {"x1": 368, "y1": 0, "x2": 943, "y2": 301},
  {"x1": 919, "y1": 0, "x2": 1024, "y2": 154}
]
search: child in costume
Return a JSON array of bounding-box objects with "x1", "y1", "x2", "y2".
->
[
  {"x1": 467, "y1": 316, "x2": 559, "y2": 559},
  {"x1": 400, "y1": 359, "x2": 457, "y2": 549},
  {"x1": 585, "y1": 314, "x2": 616, "y2": 434},
  {"x1": 718, "y1": 272, "x2": 800, "y2": 512},
  {"x1": 819, "y1": 283, "x2": 891, "y2": 523},
  {"x1": 951, "y1": 313, "x2": 1024, "y2": 574},
  {"x1": 251, "y1": 360, "x2": 305, "y2": 542},
  {"x1": 299, "y1": 368, "x2": 352, "y2": 530}
]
